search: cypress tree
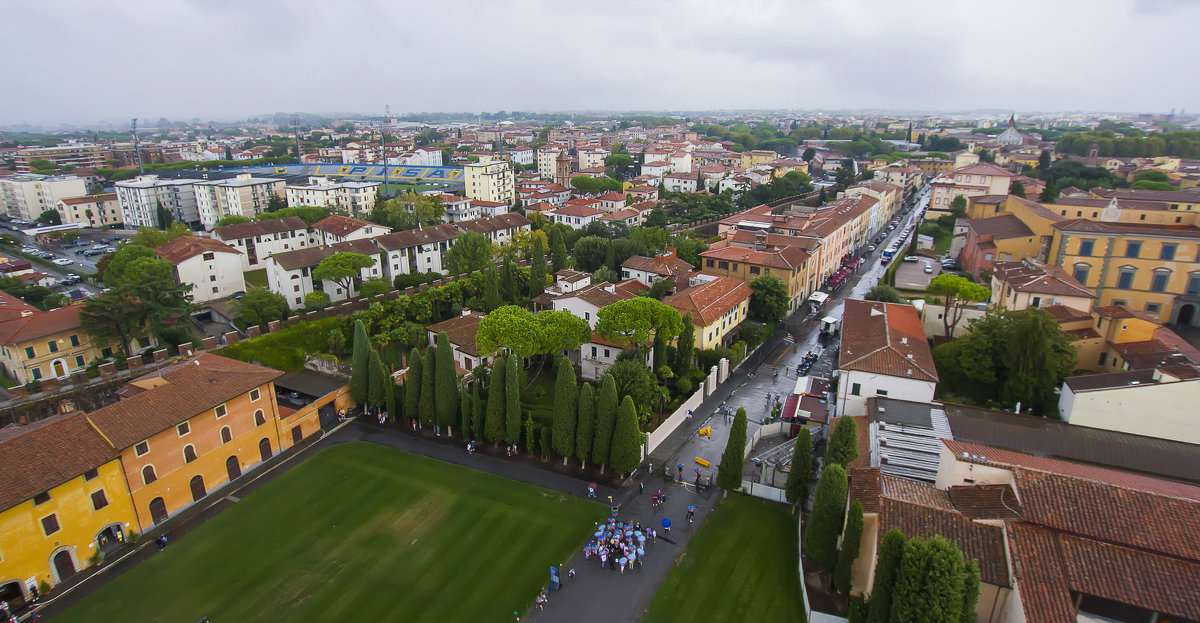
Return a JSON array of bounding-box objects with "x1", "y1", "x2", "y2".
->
[
  {"x1": 652, "y1": 328, "x2": 667, "y2": 373},
  {"x1": 529, "y1": 235, "x2": 546, "y2": 298},
  {"x1": 367, "y1": 350, "x2": 386, "y2": 407},
  {"x1": 574, "y1": 382, "x2": 595, "y2": 469},
  {"x1": 834, "y1": 500, "x2": 865, "y2": 595},
  {"x1": 485, "y1": 358, "x2": 506, "y2": 445},
  {"x1": 717, "y1": 407, "x2": 748, "y2": 494},
  {"x1": 785, "y1": 427, "x2": 813, "y2": 507},
  {"x1": 961, "y1": 560, "x2": 981, "y2": 623},
  {"x1": 350, "y1": 319, "x2": 370, "y2": 403},
  {"x1": 403, "y1": 347, "x2": 421, "y2": 425},
  {"x1": 434, "y1": 331, "x2": 459, "y2": 435},
  {"x1": 803, "y1": 462, "x2": 848, "y2": 575},
  {"x1": 674, "y1": 313, "x2": 695, "y2": 376},
  {"x1": 827, "y1": 416, "x2": 859, "y2": 468},
  {"x1": 890, "y1": 537, "x2": 934, "y2": 623},
  {"x1": 471, "y1": 380, "x2": 486, "y2": 442},
  {"x1": 385, "y1": 382, "x2": 396, "y2": 422},
  {"x1": 501, "y1": 255, "x2": 516, "y2": 303},
  {"x1": 592, "y1": 373, "x2": 618, "y2": 473},
  {"x1": 609, "y1": 395, "x2": 641, "y2": 476},
  {"x1": 484, "y1": 265, "x2": 501, "y2": 311},
  {"x1": 897, "y1": 536, "x2": 968, "y2": 623},
  {"x1": 866, "y1": 528, "x2": 907, "y2": 623},
  {"x1": 419, "y1": 346, "x2": 435, "y2": 428},
  {"x1": 539, "y1": 425, "x2": 552, "y2": 460},
  {"x1": 550, "y1": 228, "x2": 568, "y2": 273},
  {"x1": 459, "y1": 384, "x2": 473, "y2": 440},
  {"x1": 551, "y1": 357, "x2": 577, "y2": 464},
  {"x1": 524, "y1": 414, "x2": 538, "y2": 455},
  {"x1": 505, "y1": 355, "x2": 521, "y2": 446}
]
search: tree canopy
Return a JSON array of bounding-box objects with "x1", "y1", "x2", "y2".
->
[
  {"x1": 749, "y1": 275, "x2": 789, "y2": 324},
  {"x1": 570, "y1": 175, "x2": 623, "y2": 195},
  {"x1": 926, "y1": 274, "x2": 989, "y2": 340},
  {"x1": 368, "y1": 192, "x2": 444, "y2": 230},
  {"x1": 312, "y1": 252, "x2": 376, "y2": 297},
  {"x1": 476, "y1": 305, "x2": 590, "y2": 359},
  {"x1": 594, "y1": 298, "x2": 684, "y2": 347},
  {"x1": 231, "y1": 287, "x2": 289, "y2": 328},
  {"x1": 445, "y1": 231, "x2": 493, "y2": 275}
]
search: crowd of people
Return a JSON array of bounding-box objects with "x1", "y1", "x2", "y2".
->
[{"x1": 583, "y1": 517, "x2": 654, "y2": 575}]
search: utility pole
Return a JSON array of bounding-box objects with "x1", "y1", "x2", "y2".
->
[
  {"x1": 380, "y1": 109, "x2": 390, "y2": 196},
  {"x1": 293, "y1": 113, "x2": 305, "y2": 176},
  {"x1": 131, "y1": 118, "x2": 144, "y2": 175}
]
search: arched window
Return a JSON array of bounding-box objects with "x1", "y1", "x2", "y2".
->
[
  {"x1": 1072, "y1": 263, "x2": 1091, "y2": 285},
  {"x1": 220, "y1": 426, "x2": 232, "y2": 444},
  {"x1": 142, "y1": 465, "x2": 157, "y2": 485},
  {"x1": 183, "y1": 445, "x2": 197, "y2": 463},
  {"x1": 254, "y1": 409, "x2": 266, "y2": 426}
]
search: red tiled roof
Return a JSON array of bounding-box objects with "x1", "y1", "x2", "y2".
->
[
  {"x1": 427, "y1": 312, "x2": 486, "y2": 357},
  {"x1": 878, "y1": 496, "x2": 1009, "y2": 585},
  {"x1": 552, "y1": 204, "x2": 604, "y2": 218},
  {"x1": 838, "y1": 300, "x2": 938, "y2": 382},
  {"x1": 621, "y1": 253, "x2": 696, "y2": 278},
  {"x1": 662, "y1": 277, "x2": 751, "y2": 326},
  {"x1": 0, "y1": 304, "x2": 84, "y2": 345},
  {"x1": 154, "y1": 236, "x2": 240, "y2": 265},
  {"x1": 0, "y1": 290, "x2": 39, "y2": 323},
  {"x1": 60, "y1": 193, "x2": 117, "y2": 205},
  {"x1": 312, "y1": 214, "x2": 375, "y2": 237},
  {"x1": 213, "y1": 216, "x2": 308, "y2": 240},
  {"x1": 0, "y1": 412, "x2": 118, "y2": 511},
  {"x1": 86, "y1": 354, "x2": 282, "y2": 450},
  {"x1": 992, "y1": 259, "x2": 1094, "y2": 298}
]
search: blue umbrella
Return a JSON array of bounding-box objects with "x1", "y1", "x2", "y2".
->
[{"x1": 662, "y1": 518, "x2": 671, "y2": 529}]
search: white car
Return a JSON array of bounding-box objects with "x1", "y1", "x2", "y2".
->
[
  {"x1": 21, "y1": 247, "x2": 38, "y2": 254},
  {"x1": 52, "y1": 258, "x2": 73, "y2": 266}
]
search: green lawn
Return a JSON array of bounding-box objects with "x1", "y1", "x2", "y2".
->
[
  {"x1": 643, "y1": 496, "x2": 805, "y2": 623},
  {"x1": 56, "y1": 443, "x2": 606, "y2": 623},
  {"x1": 243, "y1": 268, "x2": 268, "y2": 288}
]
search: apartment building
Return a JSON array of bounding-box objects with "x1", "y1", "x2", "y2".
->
[
  {"x1": 929, "y1": 163, "x2": 1013, "y2": 217},
  {"x1": 115, "y1": 175, "x2": 203, "y2": 228},
  {"x1": 284, "y1": 178, "x2": 379, "y2": 217},
  {"x1": 212, "y1": 216, "x2": 310, "y2": 271},
  {"x1": 13, "y1": 144, "x2": 108, "y2": 173},
  {"x1": 463, "y1": 160, "x2": 515, "y2": 204},
  {"x1": 56, "y1": 193, "x2": 123, "y2": 228},
  {"x1": 0, "y1": 294, "x2": 117, "y2": 384},
  {"x1": 0, "y1": 174, "x2": 89, "y2": 221},
  {"x1": 264, "y1": 239, "x2": 382, "y2": 309},
  {"x1": 700, "y1": 231, "x2": 815, "y2": 312},
  {"x1": 662, "y1": 276, "x2": 752, "y2": 350},
  {"x1": 154, "y1": 237, "x2": 246, "y2": 303},
  {"x1": 193, "y1": 174, "x2": 286, "y2": 229}
]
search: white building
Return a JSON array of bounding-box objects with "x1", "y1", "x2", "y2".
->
[
  {"x1": 549, "y1": 282, "x2": 651, "y2": 380},
  {"x1": 928, "y1": 163, "x2": 1013, "y2": 217},
  {"x1": 1058, "y1": 367, "x2": 1200, "y2": 445},
  {"x1": 154, "y1": 236, "x2": 246, "y2": 303},
  {"x1": 212, "y1": 216, "x2": 310, "y2": 271},
  {"x1": 56, "y1": 193, "x2": 123, "y2": 228},
  {"x1": 284, "y1": 177, "x2": 379, "y2": 216},
  {"x1": 669, "y1": 150, "x2": 693, "y2": 174},
  {"x1": 373, "y1": 224, "x2": 458, "y2": 281},
  {"x1": 0, "y1": 174, "x2": 89, "y2": 221},
  {"x1": 115, "y1": 175, "x2": 203, "y2": 228},
  {"x1": 548, "y1": 203, "x2": 604, "y2": 230},
  {"x1": 309, "y1": 214, "x2": 387, "y2": 246},
  {"x1": 508, "y1": 146, "x2": 535, "y2": 166},
  {"x1": 579, "y1": 148, "x2": 609, "y2": 170},
  {"x1": 463, "y1": 160, "x2": 515, "y2": 204},
  {"x1": 193, "y1": 174, "x2": 286, "y2": 229},
  {"x1": 641, "y1": 161, "x2": 671, "y2": 180},
  {"x1": 662, "y1": 172, "x2": 698, "y2": 193},
  {"x1": 264, "y1": 238, "x2": 383, "y2": 309},
  {"x1": 836, "y1": 299, "x2": 939, "y2": 417},
  {"x1": 455, "y1": 212, "x2": 531, "y2": 246},
  {"x1": 425, "y1": 312, "x2": 492, "y2": 373},
  {"x1": 439, "y1": 194, "x2": 482, "y2": 223},
  {"x1": 537, "y1": 147, "x2": 565, "y2": 179}
]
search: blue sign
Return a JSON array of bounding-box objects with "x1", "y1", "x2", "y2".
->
[{"x1": 227, "y1": 164, "x2": 465, "y2": 182}]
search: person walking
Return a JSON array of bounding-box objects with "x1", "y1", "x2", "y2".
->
[
  {"x1": 687, "y1": 505, "x2": 696, "y2": 523},
  {"x1": 639, "y1": 481, "x2": 644, "y2": 495}
]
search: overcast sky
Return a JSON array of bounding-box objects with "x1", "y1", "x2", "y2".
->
[{"x1": 2, "y1": 0, "x2": 1197, "y2": 126}]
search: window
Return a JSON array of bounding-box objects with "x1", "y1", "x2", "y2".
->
[
  {"x1": 183, "y1": 445, "x2": 197, "y2": 463},
  {"x1": 1098, "y1": 352, "x2": 1107, "y2": 367},
  {"x1": 209, "y1": 275, "x2": 216, "y2": 282},
  {"x1": 202, "y1": 252, "x2": 215, "y2": 261},
  {"x1": 1161, "y1": 244, "x2": 1177, "y2": 261},
  {"x1": 221, "y1": 427, "x2": 232, "y2": 444},
  {"x1": 33, "y1": 491, "x2": 50, "y2": 505},
  {"x1": 249, "y1": 388, "x2": 260, "y2": 402},
  {"x1": 1145, "y1": 302, "x2": 1161, "y2": 314},
  {"x1": 75, "y1": 355, "x2": 85, "y2": 367},
  {"x1": 1125, "y1": 241, "x2": 1141, "y2": 258},
  {"x1": 41, "y1": 514, "x2": 59, "y2": 536},
  {"x1": 750, "y1": 266, "x2": 760, "y2": 275},
  {"x1": 1031, "y1": 296, "x2": 1041, "y2": 308},
  {"x1": 91, "y1": 490, "x2": 109, "y2": 510},
  {"x1": 84, "y1": 468, "x2": 99, "y2": 481},
  {"x1": 876, "y1": 389, "x2": 889, "y2": 397},
  {"x1": 215, "y1": 404, "x2": 227, "y2": 418},
  {"x1": 590, "y1": 346, "x2": 597, "y2": 357},
  {"x1": 850, "y1": 383, "x2": 861, "y2": 396},
  {"x1": 1151, "y1": 270, "x2": 1170, "y2": 293},
  {"x1": 1188, "y1": 274, "x2": 1200, "y2": 295},
  {"x1": 32, "y1": 368, "x2": 42, "y2": 380},
  {"x1": 1116, "y1": 267, "x2": 1135, "y2": 290},
  {"x1": 24, "y1": 346, "x2": 34, "y2": 359},
  {"x1": 134, "y1": 441, "x2": 149, "y2": 456},
  {"x1": 142, "y1": 465, "x2": 157, "y2": 485},
  {"x1": 1073, "y1": 264, "x2": 1090, "y2": 285},
  {"x1": 1078, "y1": 239, "x2": 1095, "y2": 256},
  {"x1": 177, "y1": 422, "x2": 190, "y2": 437},
  {"x1": 47, "y1": 340, "x2": 57, "y2": 353},
  {"x1": 254, "y1": 409, "x2": 266, "y2": 426}
]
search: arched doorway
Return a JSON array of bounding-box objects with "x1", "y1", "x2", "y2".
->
[
  {"x1": 51, "y1": 359, "x2": 67, "y2": 378},
  {"x1": 1178, "y1": 303, "x2": 1197, "y2": 327},
  {"x1": 189, "y1": 475, "x2": 206, "y2": 502},
  {"x1": 0, "y1": 581, "x2": 27, "y2": 611},
  {"x1": 95, "y1": 523, "x2": 124, "y2": 556},
  {"x1": 52, "y1": 550, "x2": 76, "y2": 583},
  {"x1": 259, "y1": 438, "x2": 272, "y2": 463},
  {"x1": 149, "y1": 497, "x2": 168, "y2": 524},
  {"x1": 226, "y1": 456, "x2": 241, "y2": 482}
]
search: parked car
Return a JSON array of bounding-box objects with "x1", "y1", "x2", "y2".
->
[
  {"x1": 52, "y1": 258, "x2": 73, "y2": 266},
  {"x1": 21, "y1": 247, "x2": 38, "y2": 254},
  {"x1": 924, "y1": 263, "x2": 934, "y2": 274},
  {"x1": 903, "y1": 256, "x2": 919, "y2": 263}
]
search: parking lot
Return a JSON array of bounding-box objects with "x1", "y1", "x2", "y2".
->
[{"x1": 895, "y1": 256, "x2": 942, "y2": 290}]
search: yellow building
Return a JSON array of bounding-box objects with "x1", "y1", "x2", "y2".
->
[
  {"x1": 662, "y1": 276, "x2": 752, "y2": 350},
  {"x1": 699, "y1": 231, "x2": 815, "y2": 312},
  {"x1": 1089, "y1": 188, "x2": 1200, "y2": 213},
  {"x1": 739, "y1": 150, "x2": 778, "y2": 168},
  {"x1": 56, "y1": 193, "x2": 123, "y2": 228},
  {"x1": 463, "y1": 160, "x2": 515, "y2": 204},
  {"x1": 85, "y1": 354, "x2": 287, "y2": 529},
  {"x1": 0, "y1": 297, "x2": 144, "y2": 385},
  {"x1": 1048, "y1": 219, "x2": 1200, "y2": 324},
  {"x1": 0, "y1": 412, "x2": 140, "y2": 603},
  {"x1": 910, "y1": 158, "x2": 955, "y2": 176}
]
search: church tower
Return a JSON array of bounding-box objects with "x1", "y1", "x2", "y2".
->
[{"x1": 555, "y1": 150, "x2": 571, "y2": 187}]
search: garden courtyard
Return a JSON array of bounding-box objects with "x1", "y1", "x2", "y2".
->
[
  {"x1": 642, "y1": 495, "x2": 806, "y2": 623},
  {"x1": 55, "y1": 443, "x2": 607, "y2": 623}
]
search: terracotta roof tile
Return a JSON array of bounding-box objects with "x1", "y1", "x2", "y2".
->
[
  {"x1": 947, "y1": 484, "x2": 1022, "y2": 520},
  {"x1": 213, "y1": 216, "x2": 307, "y2": 240},
  {"x1": 0, "y1": 412, "x2": 117, "y2": 511},
  {"x1": 878, "y1": 497, "x2": 1009, "y2": 585},
  {"x1": 86, "y1": 353, "x2": 282, "y2": 450},
  {"x1": 0, "y1": 304, "x2": 84, "y2": 345},
  {"x1": 992, "y1": 259, "x2": 1094, "y2": 298},
  {"x1": 848, "y1": 467, "x2": 881, "y2": 513},
  {"x1": 154, "y1": 236, "x2": 240, "y2": 265},
  {"x1": 661, "y1": 277, "x2": 751, "y2": 326},
  {"x1": 312, "y1": 214, "x2": 375, "y2": 237},
  {"x1": 426, "y1": 312, "x2": 485, "y2": 357},
  {"x1": 838, "y1": 300, "x2": 937, "y2": 382}
]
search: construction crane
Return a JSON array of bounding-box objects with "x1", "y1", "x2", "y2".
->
[{"x1": 131, "y1": 118, "x2": 144, "y2": 175}]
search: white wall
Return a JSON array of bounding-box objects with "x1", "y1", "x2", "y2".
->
[
  {"x1": 1058, "y1": 379, "x2": 1200, "y2": 444},
  {"x1": 176, "y1": 252, "x2": 245, "y2": 303},
  {"x1": 836, "y1": 370, "x2": 936, "y2": 417}
]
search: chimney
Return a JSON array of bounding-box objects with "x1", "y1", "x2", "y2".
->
[{"x1": 663, "y1": 247, "x2": 677, "y2": 258}]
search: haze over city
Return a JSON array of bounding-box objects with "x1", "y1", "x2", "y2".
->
[{"x1": 2, "y1": 0, "x2": 1199, "y2": 125}]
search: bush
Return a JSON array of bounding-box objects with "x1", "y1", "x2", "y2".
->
[
  {"x1": 219, "y1": 317, "x2": 344, "y2": 371},
  {"x1": 731, "y1": 341, "x2": 747, "y2": 366},
  {"x1": 675, "y1": 377, "x2": 693, "y2": 396}
]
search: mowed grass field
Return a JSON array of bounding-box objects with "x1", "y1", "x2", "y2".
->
[
  {"x1": 642, "y1": 495, "x2": 806, "y2": 623},
  {"x1": 56, "y1": 442, "x2": 607, "y2": 623}
]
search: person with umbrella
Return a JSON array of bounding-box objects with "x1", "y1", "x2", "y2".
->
[
  {"x1": 662, "y1": 517, "x2": 671, "y2": 534},
  {"x1": 687, "y1": 505, "x2": 696, "y2": 523},
  {"x1": 587, "y1": 483, "x2": 597, "y2": 499}
]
